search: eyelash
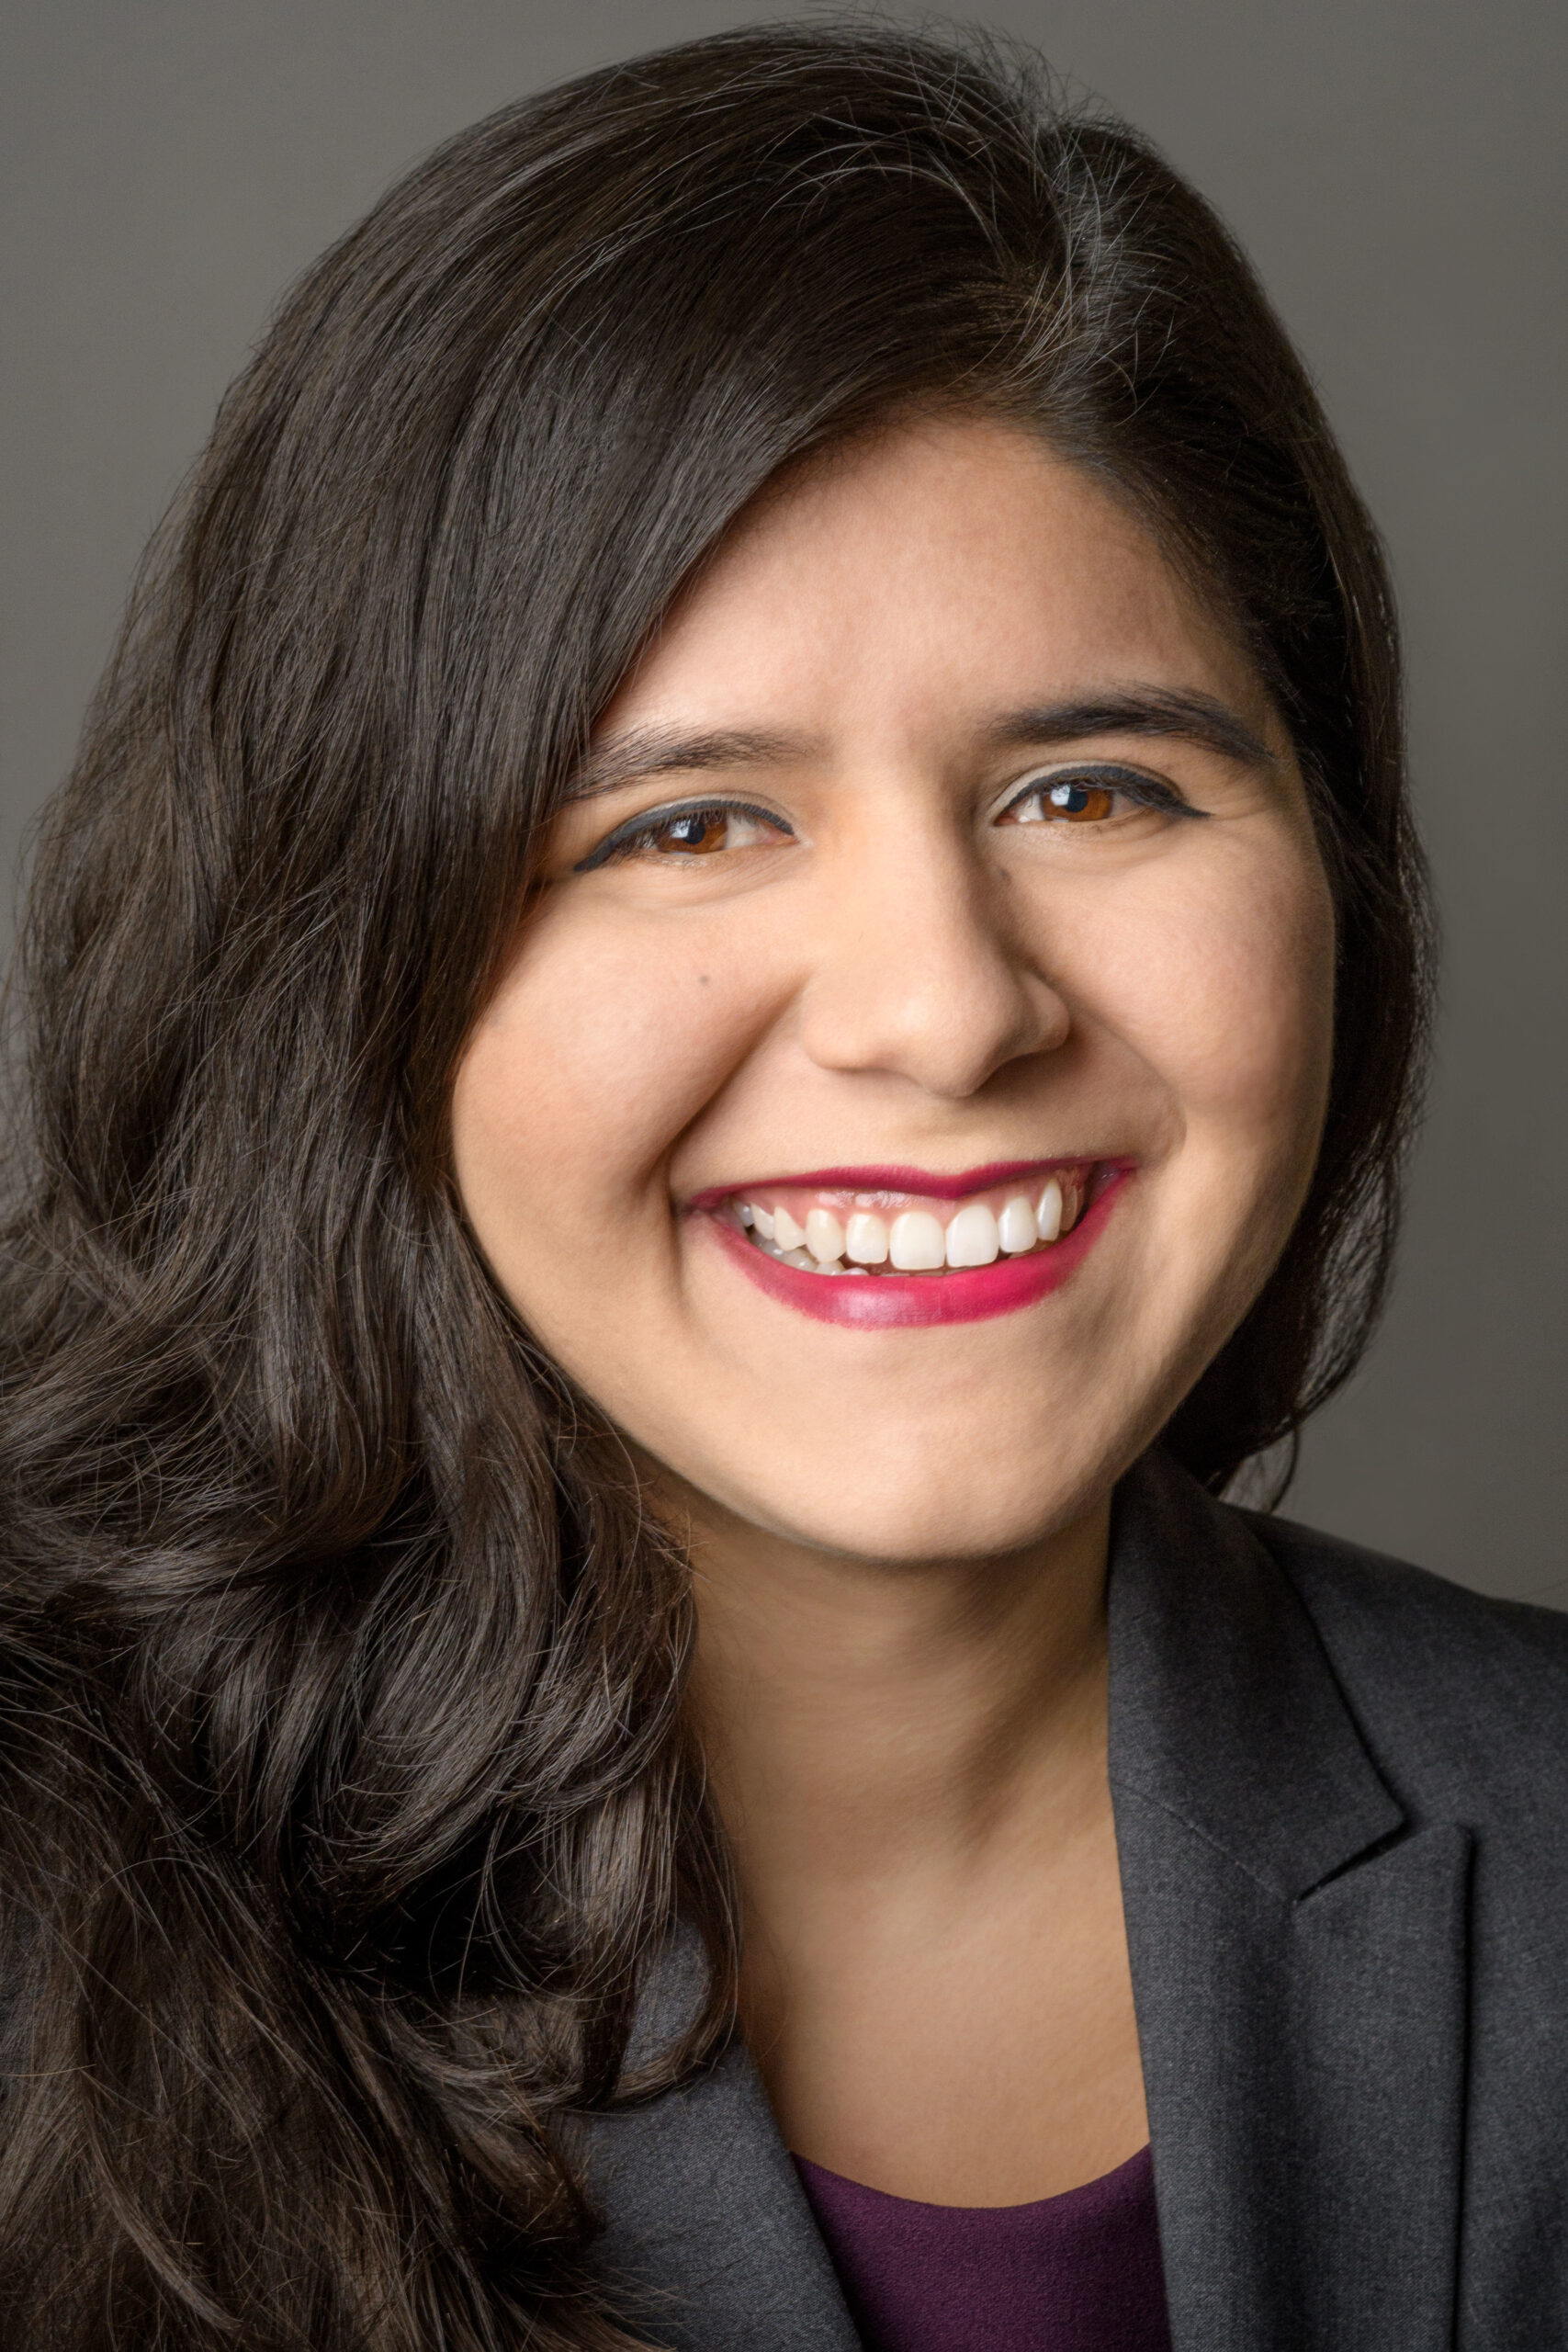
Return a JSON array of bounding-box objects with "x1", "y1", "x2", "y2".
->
[
  {"x1": 994, "y1": 763, "x2": 1201, "y2": 827},
  {"x1": 574, "y1": 799, "x2": 795, "y2": 871},
  {"x1": 573, "y1": 764, "x2": 1201, "y2": 871}
]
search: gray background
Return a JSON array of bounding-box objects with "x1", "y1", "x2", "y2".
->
[{"x1": 4, "y1": 1, "x2": 1563, "y2": 1600}]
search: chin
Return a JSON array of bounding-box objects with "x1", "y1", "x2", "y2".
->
[{"x1": 722, "y1": 1445, "x2": 1114, "y2": 1566}]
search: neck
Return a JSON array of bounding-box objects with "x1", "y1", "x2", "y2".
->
[{"x1": 679, "y1": 1488, "x2": 1112, "y2": 1905}]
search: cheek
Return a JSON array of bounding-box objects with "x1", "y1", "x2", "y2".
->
[
  {"x1": 450, "y1": 902, "x2": 766, "y2": 1238},
  {"x1": 1084, "y1": 839, "x2": 1336, "y2": 1160}
]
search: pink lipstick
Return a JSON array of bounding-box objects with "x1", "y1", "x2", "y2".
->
[{"x1": 697, "y1": 1162, "x2": 1129, "y2": 1329}]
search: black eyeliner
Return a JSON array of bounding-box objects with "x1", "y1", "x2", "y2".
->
[
  {"x1": 573, "y1": 797, "x2": 795, "y2": 873},
  {"x1": 998, "y1": 761, "x2": 1208, "y2": 820}
]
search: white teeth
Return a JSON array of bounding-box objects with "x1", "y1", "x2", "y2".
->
[
  {"x1": 998, "y1": 1195, "x2": 1038, "y2": 1254},
  {"x1": 773, "y1": 1205, "x2": 807, "y2": 1251},
  {"x1": 845, "y1": 1211, "x2": 890, "y2": 1265},
  {"x1": 888, "y1": 1209, "x2": 946, "y2": 1271},
  {"x1": 944, "y1": 1202, "x2": 999, "y2": 1268},
  {"x1": 806, "y1": 1208, "x2": 846, "y2": 1265},
  {"x1": 740, "y1": 1170, "x2": 1091, "y2": 1274}
]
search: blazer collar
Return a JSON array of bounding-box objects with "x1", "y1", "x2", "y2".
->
[
  {"x1": 1107, "y1": 1447, "x2": 1404, "y2": 1894},
  {"x1": 1111, "y1": 1451, "x2": 1469, "y2": 2352},
  {"x1": 579, "y1": 1970, "x2": 860, "y2": 2350}
]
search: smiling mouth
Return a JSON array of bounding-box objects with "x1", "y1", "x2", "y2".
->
[{"x1": 720, "y1": 1160, "x2": 1112, "y2": 1275}]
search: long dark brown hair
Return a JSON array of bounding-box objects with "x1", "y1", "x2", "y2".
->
[{"x1": 0, "y1": 22, "x2": 1429, "y2": 2347}]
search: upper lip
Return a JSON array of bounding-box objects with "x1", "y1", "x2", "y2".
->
[{"x1": 685, "y1": 1159, "x2": 1106, "y2": 1210}]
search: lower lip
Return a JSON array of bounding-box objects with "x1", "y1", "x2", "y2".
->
[{"x1": 705, "y1": 1172, "x2": 1128, "y2": 1329}]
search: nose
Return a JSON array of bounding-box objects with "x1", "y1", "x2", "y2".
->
[{"x1": 795, "y1": 820, "x2": 1070, "y2": 1099}]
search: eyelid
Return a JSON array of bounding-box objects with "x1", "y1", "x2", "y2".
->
[
  {"x1": 572, "y1": 795, "x2": 797, "y2": 873},
  {"x1": 989, "y1": 758, "x2": 1203, "y2": 823}
]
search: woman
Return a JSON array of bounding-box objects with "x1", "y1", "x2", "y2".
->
[{"x1": 0, "y1": 21, "x2": 1562, "y2": 2352}]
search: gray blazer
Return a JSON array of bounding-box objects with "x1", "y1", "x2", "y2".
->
[{"x1": 581, "y1": 1450, "x2": 1568, "y2": 2351}]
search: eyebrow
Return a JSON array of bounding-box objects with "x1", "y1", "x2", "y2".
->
[
  {"x1": 564, "y1": 728, "x2": 814, "y2": 802},
  {"x1": 568, "y1": 687, "x2": 1274, "y2": 802},
  {"x1": 982, "y1": 689, "x2": 1276, "y2": 769}
]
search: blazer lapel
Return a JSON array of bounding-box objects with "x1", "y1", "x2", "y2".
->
[
  {"x1": 1110, "y1": 1453, "x2": 1470, "y2": 2352},
  {"x1": 579, "y1": 2002, "x2": 860, "y2": 2351}
]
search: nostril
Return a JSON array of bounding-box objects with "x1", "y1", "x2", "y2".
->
[{"x1": 795, "y1": 929, "x2": 1069, "y2": 1097}]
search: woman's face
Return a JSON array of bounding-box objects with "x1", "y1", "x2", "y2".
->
[{"x1": 452, "y1": 419, "x2": 1335, "y2": 1560}]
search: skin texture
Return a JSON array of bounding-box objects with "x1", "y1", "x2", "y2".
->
[{"x1": 452, "y1": 417, "x2": 1336, "y2": 2202}]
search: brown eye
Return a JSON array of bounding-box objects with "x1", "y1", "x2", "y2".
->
[
  {"x1": 1000, "y1": 776, "x2": 1121, "y2": 827},
  {"x1": 1043, "y1": 780, "x2": 1115, "y2": 822},
  {"x1": 575, "y1": 799, "x2": 797, "y2": 871},
  {"x1": 655, "y1": 810, "x2": 730, "y2": 854}
]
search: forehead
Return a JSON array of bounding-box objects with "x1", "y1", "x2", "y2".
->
[{"x1": 603, "y1": 416, "x2": 1273, "y2": 748}]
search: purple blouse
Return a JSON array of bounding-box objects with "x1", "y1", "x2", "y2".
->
[{"x1": 792, "y1": 2144, "x2": 1172, "y2": 2352}]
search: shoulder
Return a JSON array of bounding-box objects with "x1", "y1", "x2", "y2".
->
[{"x1": 1236, "y1": 1501, "x2": 1568, "y2": 1804}]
